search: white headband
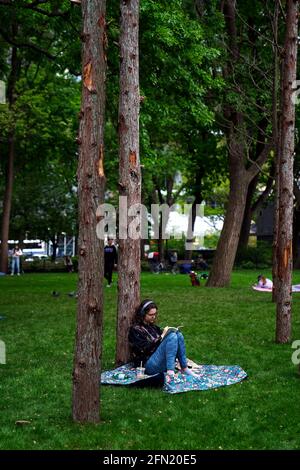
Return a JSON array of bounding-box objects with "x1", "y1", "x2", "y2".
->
[{"x1": 140, "y1": 300, "x2": 154, "y2": 315}]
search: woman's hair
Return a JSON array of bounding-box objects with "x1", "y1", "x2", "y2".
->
[{"x1": 133, "y1": 299, "x2": 158, "y2": 324}]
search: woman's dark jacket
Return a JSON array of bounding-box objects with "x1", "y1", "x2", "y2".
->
[{"x1": 128, "y1": 323, "x2": 162, "y2": 366}]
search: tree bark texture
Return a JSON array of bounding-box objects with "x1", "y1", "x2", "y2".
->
[
  {"x1": 275, "y1": 0, "x2": 298, "y2": 343},
  {"x1": 72, "y1": 0, "x2": 107, "y2": 423},
  {"x1": 238, "y1": 164, "x2": 274, "y2": 252},
  {"x1": 236, "y1": 175, "x2": 258, "y2": 252},
  {"x1": 116, "y1": 0, "x2": 141, "y2": 365},
  {"x1": 0, "y1": 133, "x2": 15, "y2": 273},
  {"x1": 207, "y1": 160, "x2": 249, "y2": 287},
  {"x1": 0, "y1": 43, "x2": 19, "y2": 273},
  {"x1": 272, "y1": 0, "x2": 281, "y2": 302}
]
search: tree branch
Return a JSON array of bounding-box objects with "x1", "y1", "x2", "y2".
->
[
  {"x1": 25, "y1": 6, "x2": 69, "y2": 18},
  {"x1": 0, "y1": 0, "x2": 69, "y2": 17},
  {"x1": 0, "y1": 27, "x2": 55, "y2": 60},
  {"x1": 27, "y1": 1, "x2": 48, "y2": 6},
  {"x1": 247, "y1": 141, "x2": 274, "y2": 180},
  {"x1": 252, "y1": 165, "x2": 275, "y2": 213}
]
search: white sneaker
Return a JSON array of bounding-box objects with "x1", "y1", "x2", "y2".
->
[
  {"x1": 11, "y1": 273, "x2": 13, "y2": 276},
  {"x1": 106, "y1": 284, "x2": 111, "y2": 288},
  {"x1": 17, "y1": 273, "x2": 20, "y2": 276}
]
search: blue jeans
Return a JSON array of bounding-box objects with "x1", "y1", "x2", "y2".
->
[
  {"x1": 145, "y1": 331, "x2": 188, "y2": 375},
  {"x1": 11, "y1": 257, "x2": 20, "y2": 274}
]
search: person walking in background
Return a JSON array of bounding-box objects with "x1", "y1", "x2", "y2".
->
[
  {"x1": 168, "y1": 250, "x2": 178, "y2": 274},
  {"x1": 104, "y1": 236, "x2": 118, "y2": 287},
  {"x1": 11, "y1": 245, "x2": 23, "y2": 276},
  {"x1": 64, "y1": 255, "x2": 73, "y2": 273},
  {"x1": 196, "y1": 255, "x2": 209, "y2": 270}
]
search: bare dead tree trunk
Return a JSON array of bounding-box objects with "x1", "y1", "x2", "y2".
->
[
  {"x1": 72, "y1": 0, "x2": 107, "y2": 423},
  {"x1": 275, "y1": 0, "x2": 298, "y2": 343},
  {"x1": 116, "y1": 0, "x2": 141, "y2": 365},
  {"x1": 0, "y1": 42, "x2": 19, "y2": 273}
]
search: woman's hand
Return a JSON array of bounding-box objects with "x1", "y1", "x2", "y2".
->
[{"x1": 161, "y1": 326, "x2": 169, "y2": 340}]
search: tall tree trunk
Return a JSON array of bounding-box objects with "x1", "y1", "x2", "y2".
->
[
  {"x1": 206, "y1": 0, "x2": 273, "y2": 287},
  {"x1": 72, "y1": 0, "x2": 107, "y2": 423},
  {"x1": 237, "y1": 175, "x2": 258, "y2": 251},
  {"x1": 50, "y1": 235, "x2": 58, "y2": 262},
  {"x1": 238, "y1": 167, "x2": 274, "y2": 252},
  {"x1": 275, "y1": 0, "x2": 298, "y2": 343},
  {"x1": 272, "y1": 129, "x2": 281, "y2": 302},
  {"x1": 207, "y1": 165, "x2": 249, "y2": 286},
  {"x1": 116, "y1": 0, "x2": 140, "y2": 365},
  {"x1": 0, "y1": 42, "x2": 19, "y2": 273},
  {"x1": 206, "y1": 134, "x2": 272, "y2": 288},
  {"x1": 237, "y1": 114, "x2": 270, "y2": 253},
  {"x1": 272, "y1": 0, "x2": 280, "y2": 303},
  {"x1": 0, "y1": 133, "x2": 15, "y2": 273}
]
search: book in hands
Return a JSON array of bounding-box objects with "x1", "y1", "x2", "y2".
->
[{"x1": 161, "y1": 325, "x2": 183, "y2": 340}]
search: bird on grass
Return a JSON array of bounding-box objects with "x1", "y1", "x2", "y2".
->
[{"x1": 67, "y1": 291, "x2": 78, "y2": 298}]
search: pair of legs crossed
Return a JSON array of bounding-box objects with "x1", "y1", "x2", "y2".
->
[{"x1": 145, "y1": 331, "x2": 189, "y2": 376}]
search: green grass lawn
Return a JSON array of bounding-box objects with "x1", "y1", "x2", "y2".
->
[{"x1": 0, "y1": 270, "x2": 299, "y2": 450}]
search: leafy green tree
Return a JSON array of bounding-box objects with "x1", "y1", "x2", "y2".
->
[
  {"x1": 205, "y1": 0, "x2": 276, "y2": 287},
  {"x1": 1, "y1": 62, "x2": 80, "y2": 254},
  {"x1": 0, "y1": 0, "x2": 81, "y2": 271}
]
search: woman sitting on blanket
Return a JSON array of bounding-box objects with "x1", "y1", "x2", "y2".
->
[
  {"x1": 128, "y1": 299, "x2": 196, "y2": 383},
  {"x1": 257, "y1": 275, "x2": 273, "y2": 289}
]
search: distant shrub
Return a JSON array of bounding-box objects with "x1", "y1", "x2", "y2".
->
[
  {"x1": 71, "y1": 256, "x2": 78, "y2": 271},
  {"x1": 240, "y1": 261, "x2": 255, "y2": 269},
  {"x1": 203, "y1": 232, "x2": 220, "y2": 249},
  {"x1": 235, "y1": 241, "x2": 272, "y2": 269},
  {"x1": 23, "y1": 258, "x2": 67, "y2": 273},
  {"x1": 141, "y1": 260, "x2": 151, "y2": 272},
  {"x1": 165, "y1": 238, "x2": 186, "y2": 259}
]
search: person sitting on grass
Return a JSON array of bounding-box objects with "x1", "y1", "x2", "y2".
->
[
  {"x1": 128, "y1": 299, "x2": 197, "y2": 383},
  {"x1": 257, "y1": 274, "x2": 273, "y2": 289}
]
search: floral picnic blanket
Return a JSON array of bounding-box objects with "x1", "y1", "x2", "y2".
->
[{"x1": 100, "y1": 362, "x2": 247, "y2": 394}]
